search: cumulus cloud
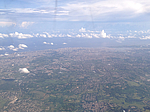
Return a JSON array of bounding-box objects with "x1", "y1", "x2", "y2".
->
[
  {"x1": 91, "y1": 33, "x2": 99, "y2": 38},
  {"x1": 127, "y1": 36, "x2": 136, "y2": 38},
  {"x1": 20, "y1": 21, "x2": 34, "y2": 28},
  {"x1": 67, "y1": 34, "x2": 72, "y2": 37},
  {"x1": 8, "y1": 45, "x2": 15, "y2": 49},
  {"x1": 100, "y1": 30, "x2": 107, "y2": 38},
  {"x1": 12, "y1": 48, "x2": 19, "y2": 51},
  {"x1": 118, "y1": 36, "x2": 125, "y2": 40},
  {"x1": 40, "y1": 34, "x2": 47, "y2": 38},
  {"x1": 7, "y1": 45, "x2": 19, "y2": 51},
  {"x1": 76, "y1": 33, "x2": 92, "y2": 38},
  {"x1": 43, "y1": 32, "x2": 52, "y2": 38},
  {"x1": 0, "y1": 47, "x2": 5, "y2": 50},
  {"x1": 76, "y1": 34, "x2": 81, "y2": 38},
  {"x1": 76, "y1": 29, "x2": 109, "y2": 38},
  {"x1": 7, "y1": 44, "x2": 28, "y2": 51},
  {"x1": 9, "y1": 32, "x2": 33, "y2": 39},
  {"x1": 140, "y1": 36, "x2": 150, "y2": 40},
  {"x1": 0, "y1": 33, "x2": 9, "y2": 38},
  {"x1": 4, "y1": 53, "x2": 9, "y2": 56},
  {"x1": 79, "y1": 27, "x2": 86, "y2": 32},
  {"x1": 43, "y1": 42, "x2": 50, "y2": 44},
  {"x1": 84, "y1": 33, "x2": 92, "y2": 38},
  {"x1": 58, "y1": 34, "x2": 65, "y2": 37},
  {"x1": 19, "y1": 68, "x2": 30, "y2": 74},
  {"x1": 51, "y1": 43, "x2": 54, "y2": 45},
  {"x1": 34, "y1": 33, "x2": 39, "y2": 37},
  {"x1": 3, "y1": 27, "x2": 150, "y2": 40},
  {"x1": 63, "y1": 42, "x2": 67, "y2": 45},
  {"x1": 3, "y1": 34, "x2": 9, "y2": 37},
  {"x1": 51, "y1": 34, "x2": 57, "y2": 37},
  {"x1": 18, "y1": 44, "x2": 28, "y2": 49}
]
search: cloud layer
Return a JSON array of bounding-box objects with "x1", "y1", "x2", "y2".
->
[
  {"x1": 0, "y1": 0, "x2": 150, "y2": 23},
  {"x1": 1, "y1": 28, "x2": 150, "y2": 40}
]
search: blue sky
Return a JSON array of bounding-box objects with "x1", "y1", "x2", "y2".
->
[{"x1": 0, "y1": 0, "x2": 150, "y2": 33}]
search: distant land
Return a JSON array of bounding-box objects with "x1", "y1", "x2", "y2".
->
[{"x1": 1, "y1": 36, "x2": 150, "y2": 55}]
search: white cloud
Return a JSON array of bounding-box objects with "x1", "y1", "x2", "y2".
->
[
  {"x1": 4, "y1": 53, "x2": 9, "y2": 56},
  {"x1": 85, "y1": 33, "x2": 92, "y2": 38},
  {"x1": 18, "y1": 44, "x2": 28, "y2": 49},
  {"x1": 8, "y1": 44, "x2": 28, "y2": 51},
  {"x1": 67, "y1": 34, "x2": 72, "y2": 37},
  {"x1": 127, "y1": 35, "x2": 136, "y2": 38},
  {"x1": 9, "y1": 32, "x2": 33, "y2": 39},
  {"x1": 3, "y1": 27, "x2": 150, "y2": 40},
  {"x1": 76, "y1": 29, "x2": 109, "y2": 38},
  {"x1": 91, "y1": 33, "x2": 99, "y2": 38},
  {"x1": 34, "y1": 33, "x2": 39, "y2": 37},
  {"x1": 76, "y1": 34, "x2": 81, "y2": 38},
  {"x1": 51, "y1": 34, "x2": 57, "y2": 37},
  {"x1": 63, "y1": 42, "x2": 67, "y2": 45},
  {"x1": 1, "y1": 0, "x2": 150, "y2": 23},
  {"x1": 11, "y1": 8, "x2": 54, "y2": 14},
  {"x1": 100, "y1": 30, "x2": 107, "y2": 38},
  {"x1": 8, "y1": 45, "x2": 15, "y2": 49},
  {"x1": 0, "y1": 22, "x2": 16, "y2": 27},
  {"x1": 118, "y1": 36, "x2": 125, "y2": 40},
  {"x1": 78, "y1": 33, "x2": 92, "y2": 38},
  {"x1": 140, "y1": 36, "x2": 150, "y2": 40},
  {"x1": 81, "y1": 33, "x2": 85, "y2": 38},
  {"x1": 61, "y1": 0, "x2": 149, "y2": 21},
  {"x1": 43, "y1": 42, "x2": 50, "y2": 44},
  {"x1": 51, "y1": 43, "x2": 54, "y2": 45},
  {"x1": 7, "y1": 45, "x2": 19, "y2": 51},
  {"x1": 12, "y1": 48, "x2": 18, "y2": 51},
  {"x1": 0, "y1": 33, "x2": 9, "y2": 38},
  {"x1": 56, "y1": 11, "x2": 69, "y2": 16},
  {"x1": 3, "y1": 34, "x2": 9, "y2": 37},
  {"x1": 0, "y1": 47, "x2": 5, "y2": 50},
  {"x1": 20, "y1": 21, "x2": 34, "y2": 28},
  {"x1": 58, "y1": 34, "x2": 65, "y2": 37},
  {"x1": 0, "y1": 8, "x2": 68, "y2": 17},
  {"x1": 19, "y1": 68, "x2": 30, "y2": 74},
  {"x1": 43, "y1": 32, "x2": 52, "y2": 38},
  {"x1": 79, "y1": 27, "x2": 86, "y2": 32},
  {"x1": 40, "y1": 34, "x2": 47, "y2": 38}
]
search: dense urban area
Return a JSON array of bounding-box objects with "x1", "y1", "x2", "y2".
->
[{"x1": 0, "y1": 47, "x2": 150, "y2": 112}]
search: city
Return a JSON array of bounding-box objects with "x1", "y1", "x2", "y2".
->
[{"x1": 0, "y1": 47, "x2": 150, "y2": 111}]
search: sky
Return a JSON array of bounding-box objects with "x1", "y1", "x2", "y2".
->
[{"x1": 0, "y1": 0, "x2": 150, "y2": 34}]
